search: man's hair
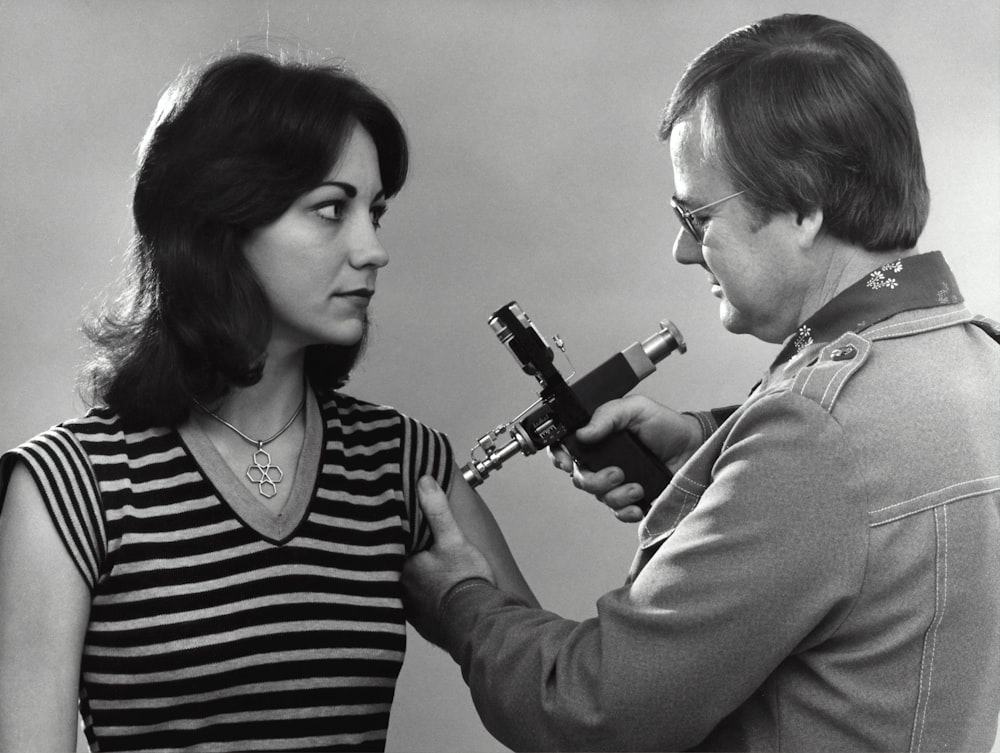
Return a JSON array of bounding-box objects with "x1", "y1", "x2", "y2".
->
[
  {"x1": 659, "y1": 13, "x2": 928, "y2": 251},
  {"x1": 83, "y1": 52, "x2": 409, "y2": 427}
]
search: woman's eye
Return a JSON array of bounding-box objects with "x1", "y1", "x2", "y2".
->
[
  {"x1": 313, "y1": 201, "x2": 386, "y2": 228},
  {"x1": 315, "y1": 202, "x2": 344, "y2": 222}
]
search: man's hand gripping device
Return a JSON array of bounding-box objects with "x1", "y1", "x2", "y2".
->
[{"x1": 460, "y1": 302, "x2": 686, "y2": 511}]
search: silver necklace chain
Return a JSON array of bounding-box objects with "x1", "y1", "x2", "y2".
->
[{"x1": 194, "y1": 394, "x2": 306, "y2": 499}]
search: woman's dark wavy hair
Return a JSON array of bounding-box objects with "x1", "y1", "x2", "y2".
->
[
  {"x1": 83, "y1": 51, "x2": 408, "y2": 427},
  {"x1": 659, "y1": 14, "x2": 929, "y2": 251}
]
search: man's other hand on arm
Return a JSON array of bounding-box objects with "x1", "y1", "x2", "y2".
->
[{"x1": 401, "y1": 476, "x2": 497, "y2": 646}]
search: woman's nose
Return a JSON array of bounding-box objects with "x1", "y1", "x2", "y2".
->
[{"x1": 350, "y1": 220, "x2": 390, "y2": 269}]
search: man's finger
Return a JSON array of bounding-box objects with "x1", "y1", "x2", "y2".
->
[
  {"x1": 547, "y1": 444, "x2": 574, "y2": 473},
  {"x1": 613, "y1": 504, "x2": 645, "y2": 523},
  {"x1": 417, "y1": 476, "x2": 465, "y2": 548},
  {"x1": 575, "y1": 399, "x2": 628, "y2": 442}
]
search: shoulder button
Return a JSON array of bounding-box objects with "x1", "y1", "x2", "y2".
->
[
  {"x1": 791, "y1": 333, "x2": 870, "y2": 412},
  {"x1": 830, "y1": 345, "x2": 858, "y2": 361}
]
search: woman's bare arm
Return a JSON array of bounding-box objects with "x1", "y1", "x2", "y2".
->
[
  {"x1": 445, "y1": 469, "x2": 540, "y2": 608},
  {"x1": 0, "y1": 462, "x2": 91, "y2": 751}
]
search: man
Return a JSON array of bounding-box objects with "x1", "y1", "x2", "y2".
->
[{"x1": 402, "y1": 14, "x2": 1000, "y2": 751}]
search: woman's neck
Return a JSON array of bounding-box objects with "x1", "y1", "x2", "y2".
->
[{"x1": 209, "y1": 350, "x2": 307, "y2": 440}]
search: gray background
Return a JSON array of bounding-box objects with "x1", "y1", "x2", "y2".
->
[{"x1": 2, "y1": 1, "x2": 997, "y2": 751}]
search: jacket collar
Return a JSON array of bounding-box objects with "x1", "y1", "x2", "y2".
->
[{"x1": 770, "y1": 251, "x2": 962, "y2": 370}]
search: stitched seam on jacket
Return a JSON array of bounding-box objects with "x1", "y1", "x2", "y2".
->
[
  {"x1": 689, "y1": 411, "x2": 714, "y2": 444},
  {"x1": 439, "y1": 578, "x2": 495, "y2": 624},
  {"x1": 801, "y1": 403, "x2": 874, "y2": 648},
  {"x1": 818, "y1": 358, "x2": 859, "y2": 410},
  {"x1": 673, "y1": 472, "x2": 708, "y2": 493},
  {"x1": 818, "y1": 337, "x2": 870, "y2": 410},
  {"x1": 911, "y1": 506, "x2": 948, "y2": 753},
  {"x1": 866, "y1": 309, "x2": 970, "y2": 340},
  {"x1": 792, "y1": 337, "x2": 868, "y2": 412},
  {"x1": 640, "y1": 484, "x2": 700, "y2": 542},
  {"x1": 870, "y1": 476, "x2": 1000, "y2": 526}
]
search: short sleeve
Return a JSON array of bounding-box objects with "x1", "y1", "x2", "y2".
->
[
  {"x1": 0, "y1": 427, "x2": 106, "y2": 588},
  {"x1": 399, "y1": 417, "x2": 454, "y2": 554}
]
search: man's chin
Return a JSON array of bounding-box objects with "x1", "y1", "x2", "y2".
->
[{"x1": 719, "y1": 303, "x2": 748, "y2": 336}]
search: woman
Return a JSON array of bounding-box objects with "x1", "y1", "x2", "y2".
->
[{"x1": 0, "y1": 52, "x2": 536, "y2": 752}]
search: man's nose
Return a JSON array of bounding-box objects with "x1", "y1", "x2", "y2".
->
[{"x1": 672, "y1": 228, "x2": 702, "y2": 265}]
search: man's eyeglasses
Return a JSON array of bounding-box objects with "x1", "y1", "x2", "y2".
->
[{"x1": 671, "y1": 190, "x2": 744, "y2": 243}]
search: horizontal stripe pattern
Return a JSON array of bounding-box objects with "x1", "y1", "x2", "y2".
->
[
  {"x1": 1, "y1": 426, "x2": 106, "y2": 585},
  {"x1": 1, "y1": 391, "x2": 454, "y2": 752}
]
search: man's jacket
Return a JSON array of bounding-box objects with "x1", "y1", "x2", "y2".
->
[{"x1": 437, "y1": 252, "x2": 1000, "y2": 751}]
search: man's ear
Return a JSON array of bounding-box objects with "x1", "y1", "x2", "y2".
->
[{"x1": 795, "y1": 206, "x2": 824, "y2": 249}]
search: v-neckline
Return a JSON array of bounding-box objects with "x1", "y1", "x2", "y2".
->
[{"x1": 177, "y1": 387, "x2": 324, "y2": 544}]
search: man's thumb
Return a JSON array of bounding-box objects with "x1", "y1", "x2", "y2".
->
[
  {"x1": 575, "y1": 399, "x2": 621, "y2": 442},
  {"x1": 417, "y1": 476, "x2": 463, "y2": 546}
]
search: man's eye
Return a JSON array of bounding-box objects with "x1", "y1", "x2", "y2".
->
[
  {"x1": 315, "y1": 202, "x2": 344, "y2": 222},
  {"x1": 691, "y1": 214, "x2": 710, "y2": 233}
]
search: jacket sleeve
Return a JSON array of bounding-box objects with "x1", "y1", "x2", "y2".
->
[{"x1": 437, "y1": 391, "x2": 871, "y2": 751}]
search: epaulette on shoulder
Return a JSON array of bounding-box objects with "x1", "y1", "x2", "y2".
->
[
  {"x1": 790, "y1": 332, "x2": 871, "y2": 412},
  {"x1": 970, "y1": 315, "x2": 1000, "y2": 345}
]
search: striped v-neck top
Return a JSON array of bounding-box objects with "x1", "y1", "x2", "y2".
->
[{"x1": 0, "y1": 389, "x2": 454, "y2": 752}]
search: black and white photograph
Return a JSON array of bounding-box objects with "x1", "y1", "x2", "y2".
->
[{"x1": 2, "y1": 2, "x2": 998, "y2": 751}]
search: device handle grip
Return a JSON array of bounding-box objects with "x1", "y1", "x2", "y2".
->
[
  {"x1": 557, "y1": 351, "x2": 673, "y2": 512},
  {"x1": 561, "y1": 430, "x2": 672, "y2": 513}
]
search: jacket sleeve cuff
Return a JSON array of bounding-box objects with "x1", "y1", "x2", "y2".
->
[
  {"x1": 684, "y1": 406, "x2": 740, "y2": 444},
  {"x1": 437, "y1": 578, "x2": 528, "y2": 661}
]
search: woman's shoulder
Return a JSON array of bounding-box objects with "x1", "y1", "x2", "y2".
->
[
  {"x1": 58, "y1": 406, "x2": 174, "y2": 445},
  {"x1": 318, "y1": 389, "x2": 451, "y2": 441},
  {"x1": 5, "y1": 407, "x2": 117, "y2": 453},
  {"x1": 60, "y1": 405, "x2": 124, "y2": 435},
  {"x1": 319, "y1": 388, "x2": 408, "y2": 424},
  {"x1": 8, "y1": 406, "x2": 177, "y2": 466}
]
